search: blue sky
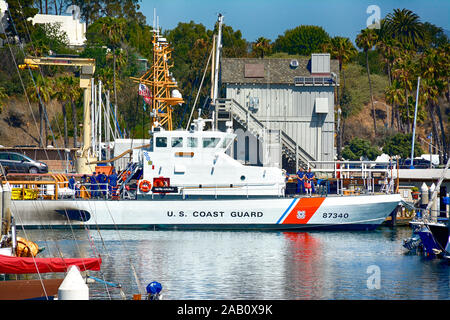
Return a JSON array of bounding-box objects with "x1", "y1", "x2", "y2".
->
[{"x1": 139, "y1": 0, "x2": 450, "y2": 42}]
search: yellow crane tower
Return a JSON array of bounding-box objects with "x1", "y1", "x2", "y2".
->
[
  {"x1": 19, "y1": 56, "x2": 97, "y2": 174},
  {"x1": 130, "y1": 31, "x2": 184, "y2": 131}
]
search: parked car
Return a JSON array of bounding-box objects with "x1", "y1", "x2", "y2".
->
[
  {"x1": 398, "y1": 158, "x2": 434, "y2": 169},
  {"x1": 0, "y1": 152, "x2": 48, "y2": 173}
]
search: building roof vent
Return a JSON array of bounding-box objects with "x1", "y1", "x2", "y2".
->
[{"x1": 290, "y1": 59, "x2": 299, "y2": 69}]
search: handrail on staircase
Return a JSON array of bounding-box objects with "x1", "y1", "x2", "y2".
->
[{"x1": 217, "y1": 98, "x2": 316, "y2": 166}]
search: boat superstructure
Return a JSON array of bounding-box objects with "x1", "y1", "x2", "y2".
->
[{"x1": 137, "y1": 118, "x2": 285, "y2": 198}]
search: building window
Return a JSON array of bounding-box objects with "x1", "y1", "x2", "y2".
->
[
  {"x1": 156, "y1": 137, "x2": 167, "y2": 148},
  {"x1": 171, "y1": 137, "x2": 183, "y2": 148}
]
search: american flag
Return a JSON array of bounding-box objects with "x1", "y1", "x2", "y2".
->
[{"x1": 138, "y1": 83, "x2": 153, "y2": 105}]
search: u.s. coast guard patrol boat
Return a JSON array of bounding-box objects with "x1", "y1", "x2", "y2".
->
[{"x1": 10, "y1": 116, "x2": 401, "y2": 230}]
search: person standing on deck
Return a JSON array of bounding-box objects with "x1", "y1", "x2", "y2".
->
[
  {"x1": 91, "y1": 172, "x2": 98, "y2": 198},
  {"x1": 296, "y1": 168, "x2": 305, "y2": 194},
  {"x1": 68, "y1": 175, "x2": 77, "y2": 197},
  {"x1": 68, "y1": 176, "x2": 75, "y2": 190},
  {"x1": 305, "y1": 168, "x2": 316, "y2": 194},
  {"x1": 108, "y1": 169, "x2": 118, "y2": 197},
  {"x1": 98, "y1": 172, "x2": 107, "y2": 198}
]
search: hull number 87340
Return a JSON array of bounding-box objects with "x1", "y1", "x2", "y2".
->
[{"x1": 323, "y1": 212, "x2": 349, "y2": 219}]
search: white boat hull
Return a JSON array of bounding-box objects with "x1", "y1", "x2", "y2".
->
[{"x1": 11, "y1": 194, "x2": 402, "y2": 230}]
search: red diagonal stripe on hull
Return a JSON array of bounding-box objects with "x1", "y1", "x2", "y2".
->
[{"x1": 282, "y1": 197, "x2": 325, "y2": 224}]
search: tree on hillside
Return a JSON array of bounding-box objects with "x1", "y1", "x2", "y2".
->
[
  {"x1": 26, "y1": 75, "x2": 54, "y2": 147},
  {"x1": 165, "y1": 20, "x2": 211, "y2": 90},
  {"x1": 273, "y1": 25, "x2": 330, "y2": 56},
  {"x1": 3, "y1": 0, "x2": 38, "y2": 43},
  {"x1": 221, "y1": 24, "x2": 248, "y2": 58},
  {"x1": 384, "y1": 8, "x2": 425, "y2": 50},
  {"x1": 385, "y1": 79, "x2": 405, "y2": 131},
  {"x1": 341, "y1": 137, "x2": 381, "y2": 161},
  {"x1": 321, "y1": 36, "x2": 357, "y2": 158},
  {"x1": 421, "y1": 22, "x2": 450, "y2": 49},
  {"x1": 392, "y1": 50, "x2": 415, "y2": 133},
  {"x1": 65, "y1": 76, "x2": 82, "y2": 148},
  {"x1": 322, "y1": 36, "x2": 357, "y2": 88},
  {"x1": 356, "y1": 28, "x2": 379, "y2": 135},
  {"x1": 419, "y1": 45, "x2": 449, "y2": 162},
  {"x1": 53, "y1": 76, "x2": 70, "y2": 147},
  {"x1": 251, "y1": 37, "x2": 272, "y2": 58},
  {"x1": 99, "y1": 17, "x2": 126, "y2": 116},
  {"x1": 375, "y1": 19, "x2": 402, "y2": 85},
  {"x1": 382, "y1": 133, "x2": 423, "y2": 158}
]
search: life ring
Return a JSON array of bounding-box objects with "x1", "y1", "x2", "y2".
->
[{"x1": 139, "y1": 180, "x2": 152, "y2": 193}]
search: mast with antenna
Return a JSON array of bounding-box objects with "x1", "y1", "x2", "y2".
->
[{"x1": 130, "y1": 9, "x2": 184, "y2": 131}]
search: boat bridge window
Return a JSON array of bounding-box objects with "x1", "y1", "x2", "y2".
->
[
  {"x1": 203, "y1": 137, "x2": 220, "y2": 148},
  {"x1": 221, "y1": 138, "x2": 233, "y2": 149},
  {"x1": 187, "y1": 137, "x2": 198, "y2": 148},
  {"x1": 171, "y1": 137, "x2": 183, "y2": 148},
  {"x1": 156, "y1": 137, "x2": 167, "y2": 148}
]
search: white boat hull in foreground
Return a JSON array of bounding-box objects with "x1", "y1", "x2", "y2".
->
[{"x1": 11, "y1": 194, "x2": 401, "y2": 230}]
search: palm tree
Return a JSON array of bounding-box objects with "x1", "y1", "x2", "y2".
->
[
  {"x1": 392, "y1": 51, "x2": 415, "y2": 133},
  {"x1": 322, "y1": 36, "x2": 357, "y2": 88},
  {"x1": 419, "y1": 48, "x2": 449, "y2": 162},
  {"x1": 375, "y1": 24, "x2": 402, "y2": 87},
  {"x1": 384, "y1": 8, "x2": 425, "y2": 49},
  {"x1": 99, "y1": 17, "x2": 126, "y2": 113},
  {"x1": 252, "y1": 37, "x2": 272, "y2": 58},
  {"x1": 27, "y1": 75, "x2": 53, "y2": 147},
  {"x1": 385, "y1": 79, "x2": 406, "y2": 131},
  {"x1": 356, "y1": 28, "x2": 379, "y2": 134},
  {"x1": 66, "y1": 76, "x2": 82, "y2": 148},
  {"x1": 421, "y1": 78, "x2": 442, "y2": 161},
  {"x1": 322, "y1": 36, "x2": 357, "y2": 158},
  {"x1": 53, "y1": 77, "x2": 71, "y2": 147}
]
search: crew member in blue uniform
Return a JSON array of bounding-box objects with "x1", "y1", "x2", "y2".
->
[
  {"x1": 108, "y1": 169, "x2": 118, "y2": 197},
  {"x1": 68, "y1": 176, "x2": 75, "y2": 190},
  {"x1": 68, "y1": 175, "x2": 77, "y2": 197},
  {"x1": 97, "y1": 172, "x2": 107, "y2": 198},
  {"x1": 91, "y1": 172, "x2": 98, "y2": 198},
  {"x1": 305, "y1": 168, "x2": 316, "y2": 194},
  {"x1": 296, "y1": 168, "x2": 305, "y2": 194}
]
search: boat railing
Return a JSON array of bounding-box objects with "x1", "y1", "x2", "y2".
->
[
  {"x1": 4, "y1": 180, "x2": 118, "y2": 200},
  {"x1": 305, "y1": 160, "x2": 396, "y2": 195},
  {"x1": 177, "y1": 182, "x2": 285, "y2": 199}
]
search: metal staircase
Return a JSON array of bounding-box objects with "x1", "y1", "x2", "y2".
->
[
  {"x1": 117, "y1": 162, "x2": 141, "y2": 195},
  {"x1": 215, "y1": 98, "x2": 315, "y2": 169}
]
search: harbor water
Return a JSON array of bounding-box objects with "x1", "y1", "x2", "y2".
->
[{"x1": 18, "y1": 226, "x2": 450, "y2": 300}]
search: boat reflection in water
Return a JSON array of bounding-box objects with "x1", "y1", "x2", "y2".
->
[{"x1": 282, "y1": 232, "x2": 323, "y2": 299}]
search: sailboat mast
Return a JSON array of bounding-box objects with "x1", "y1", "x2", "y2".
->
[
  {"x1": 212, "y1": 14, "x2": 224, "y2": 130},
  {"x1": 212, "y1": 13, "x2": 223, "y2": 103}
]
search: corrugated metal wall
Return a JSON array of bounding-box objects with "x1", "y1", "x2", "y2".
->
[{"x1": 225, "y1": 84, "x2": 335, "y2": 162}]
